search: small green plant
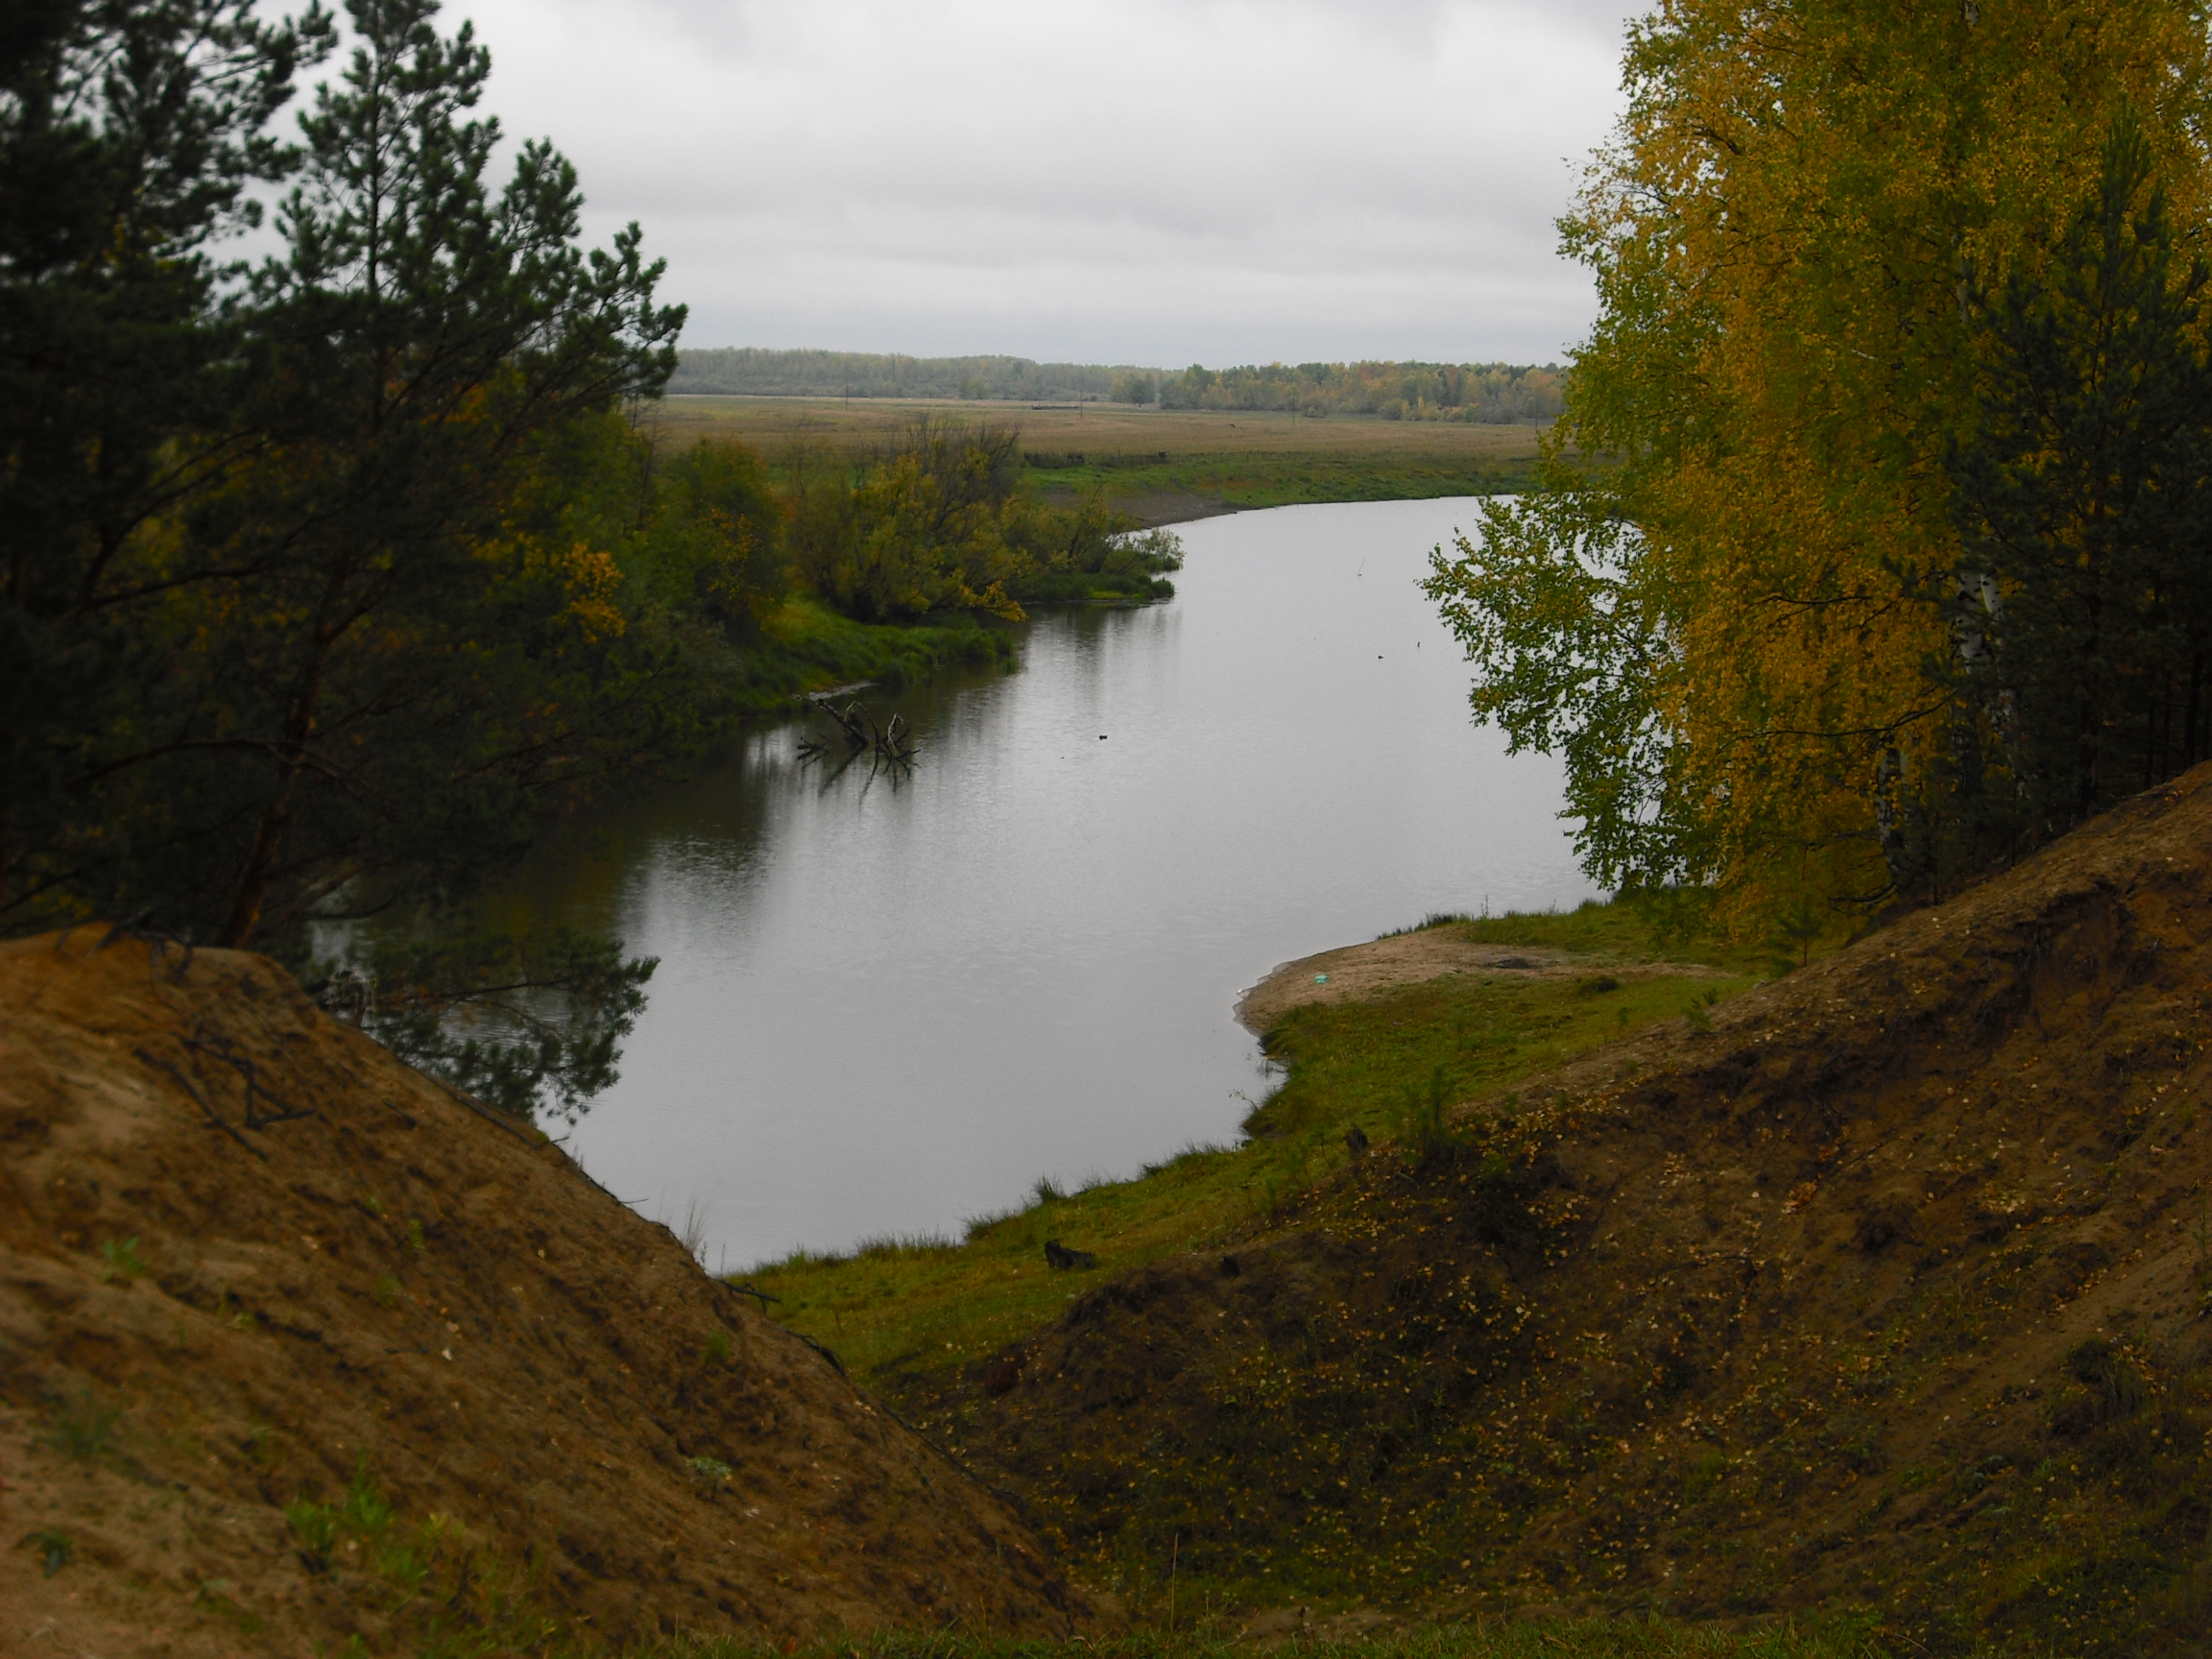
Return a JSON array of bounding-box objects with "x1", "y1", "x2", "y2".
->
[
  {"x1": 687, "y1": 1455, "x2": 732, "y2": 1483},
  {"x1": 193, "y1": 1577, "x2": 263, "y2": 1635},
  {"x1": 1032, "y1": 1175, "x2": 1067, "y2": 1206},
  {"x1": 98, "y1": 1235, "x2": 146, "y2": 1285},
  {"x1": 44, "y1": 1390, "x2": 120, "y2": 1462},
  {"x1": 1684, "y1": 986, "x2": 1722, "y2": 1031},
  {"x1": 402, "y1": 1218, "x2": 426, "y2": 1256},
  {"x1": 361, "y1": 1194, "x2": 385, "y2": 1217},
  {"x1": 26, "y1": 1527, "x2": 74, "y2": 1576},
  {"x1": 702, "y1": 1329, "x2": 733, "y2": 1364},
  {"x1": 1764, "y1": 897, "x2": 1826, "y2": 975},
  {"x1": 1684, "y1": 1449, "x2": 1731, "y2": 1502},
  {"x1": 341, "y1": 1461, "x2": 395, "y2": 1543},
  {"x1": 285, "y1": 1497, "x2": 340, "y2": 1572},
  {"x1": 372, "y1": 1274, "x2": 400, "y2": 1307},
  {"x1": 1397, "y1": 1064, "x2": 1460, "y2": 1168},
  {"x1": 2063, "y1": 1335, "x2": 2147, "y2": 1422},
  {"x1": 377, "y1": 1511, "x2": 457, "y2": 1599}
]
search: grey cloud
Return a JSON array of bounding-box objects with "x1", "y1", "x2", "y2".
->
[{"x1": 434, "y1": 0, "x2": 1637, "y2": 361}]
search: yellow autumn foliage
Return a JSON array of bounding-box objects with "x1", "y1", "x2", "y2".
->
[{"x1": 1434, "y1": 0, "x2": 2212, "y2": 928}]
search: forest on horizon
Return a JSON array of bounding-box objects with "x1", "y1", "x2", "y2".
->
[{"x1": 670, "y1": 348, "x2": 1564, "y2": 423}]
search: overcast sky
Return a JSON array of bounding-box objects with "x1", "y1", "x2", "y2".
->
[{"x1": 443, "y1": 0, "x2": 1642, "y2": 366}]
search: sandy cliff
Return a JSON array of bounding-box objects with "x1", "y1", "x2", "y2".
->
[{"x1": 0, "y1": 933, "x2": 1079, "y2": 1655}]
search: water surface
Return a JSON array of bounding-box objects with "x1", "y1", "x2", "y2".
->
[{"x1": 537, "y1": 497, "x2": 1599, "y2": 1266}]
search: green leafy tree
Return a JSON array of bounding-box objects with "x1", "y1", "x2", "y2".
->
[
  {"x1": 1427, "y1": 0, "x2": 2212, "y2": 926},
  {"x1": 790, "y1": 419, "x2": 1032, "y2": 621},
  {"x1": 646, "y1": 440, "x2": 787, "y2": 643},
  {"x1": 1109, "y1": 370, "x2": 1155, "y2": 404}
]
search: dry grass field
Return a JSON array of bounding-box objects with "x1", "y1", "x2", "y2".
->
[{"x1": 639, "y1": 396, "x2": 1547, "y2": 523}]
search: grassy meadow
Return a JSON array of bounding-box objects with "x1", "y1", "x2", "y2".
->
[
  {"x1": 643, "y1": 397, "x2": 1548, "y2": 525},
  {"x1": 742, "y1": 901, "x2": 1770, "y2": 1395}
]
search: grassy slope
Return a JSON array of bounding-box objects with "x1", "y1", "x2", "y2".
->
[{"x1": 742, "y1": 903, "x2": 1771, "y2": 1388}]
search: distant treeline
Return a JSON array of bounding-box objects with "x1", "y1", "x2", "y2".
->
[
  {"x1": 672, "y1": 349, "x2": 1133, "y2": 403},
  {"x1": 671, "y1": 349, "x2": 1563, "y2": 423},
  {"x1": 1154, "y1": 360, "x2": 1561, "y2": 423}
]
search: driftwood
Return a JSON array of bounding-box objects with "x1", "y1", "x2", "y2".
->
[{"x1": 803, "y1": 697, "x2": 916, "y2": 771}]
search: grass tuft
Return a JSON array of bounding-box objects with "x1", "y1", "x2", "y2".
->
[
  {"x1": 98, "y1": 1234, "x2": 146, "y2": 1285},
  {"x1": 43, "y1": 1389, "x2": 121, "y2": 1462},
  {"x1": 26, "y1": 1527, "x2": 74, "y2": 1577}
]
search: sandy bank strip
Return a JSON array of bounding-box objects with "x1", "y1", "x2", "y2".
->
[{"x1": 1234, "y1": 929, "x2": 1734, "y2": 1035}]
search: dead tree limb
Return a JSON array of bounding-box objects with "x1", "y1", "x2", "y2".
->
[{"x1": 134, "y1": 1047, "x2": 268, "y2": 1161}]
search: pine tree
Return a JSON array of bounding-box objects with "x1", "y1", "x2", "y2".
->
[
  {"x1": 0, "y1": 0, "x2": 331, "y2": 922},
  {"x1": 1946, "y1": 114, "x2": 2212, "y2": 853}
]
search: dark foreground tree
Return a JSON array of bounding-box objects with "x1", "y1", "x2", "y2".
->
[
  {"x1": 1940, "y1": 114, "x2": 2212, "y2": 866},
  {"x1": 0, "y1": 0, "x2": 332, "y2": 921},
  {"x1": 9, "y1": 0, "x2": 685, "y2": 1117}
]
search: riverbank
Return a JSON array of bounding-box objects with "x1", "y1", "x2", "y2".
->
[
  {"x1": 743, "y1": 895, "x2": 1765, "y2": 1382},
  {"x1": 710, "y1": 594, "x2": 1016, "y2": 718},
  {"x1": 642, "y1": 396, "x2": 1545, "y2": 526},
  {"x1": 744, "y1": 772, "x2": 2212, "y2": 1650}
]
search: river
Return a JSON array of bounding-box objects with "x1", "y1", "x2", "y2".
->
[{"x1": 529, "y1": 496, "x2": 1600, "y2": 1268}]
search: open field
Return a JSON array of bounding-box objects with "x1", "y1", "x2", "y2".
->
[{"x1": 641, "y1": 396, "x2": 1548, "y2": 524}]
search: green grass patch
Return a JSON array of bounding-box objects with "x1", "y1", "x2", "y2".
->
[
  {"x1": 279, "y1": 1464, "x2": 561, "y2": 1652},
  {"x1": 1396, "y1": 897, "x2": 1774, "y2": 974},
  {"x1": 713, "y1": 595, "x2": 1016, "y2": 716},
  {"x1": 1022, "y1": 451, "x2": 1537, "y2": 513},
  {"x1": 743, "y1": 899, "x2": 1765, "y2": 1391}
]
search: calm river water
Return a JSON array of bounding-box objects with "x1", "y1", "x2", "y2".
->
[{"x1": 532, "y1": 496, "x2": 1599, "y2": 1267}]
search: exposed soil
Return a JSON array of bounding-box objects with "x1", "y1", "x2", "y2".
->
[
  {"x1": 1235, "y1": 935, "x2": 1729, "y2": 1035},
  {"x1": 903, "y1": 767, "x2": 2212, "y2": 1650},
  {"x1": 0, "y1": 934, "x2": 1080, "y2": 1655}
]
